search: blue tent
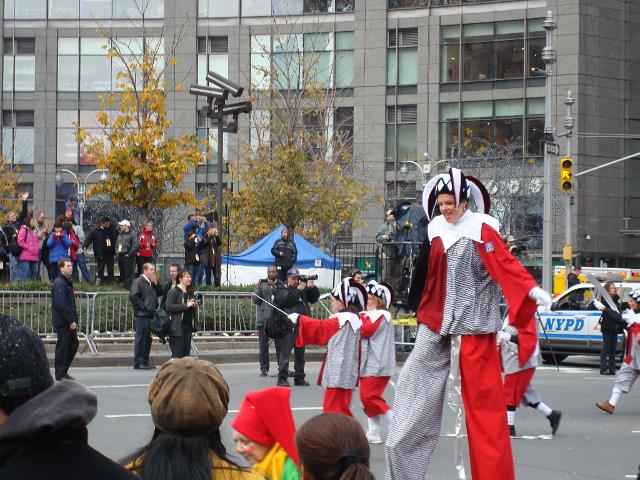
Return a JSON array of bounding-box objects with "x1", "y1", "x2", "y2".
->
[{"x1": 222, "y1": 227, "x2": 341, "y2": 269}]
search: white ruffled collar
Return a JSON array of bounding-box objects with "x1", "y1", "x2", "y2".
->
[
  {"x1": 331, "y1": 311, "x2": 362, "y2": 332},
  {"x1": 428, "y1": 210, "x2": 500, "y2": 252},
  {"x1": 363, "y1": 309, "x2": 392, "y2": 324}
]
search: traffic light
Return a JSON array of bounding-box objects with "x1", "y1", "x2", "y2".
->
[{"x1": 560, "y1": 156, "x2": 573, "y2": 192}]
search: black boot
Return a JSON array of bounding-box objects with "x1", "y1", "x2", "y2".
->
[
  {"x1": 509, "y1": 425, "x2": 516, "y2": 437},
  {"x1": 547, "y1": 410, "x2": 562, "y2": 435}
]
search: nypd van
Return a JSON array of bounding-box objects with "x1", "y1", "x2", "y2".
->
[{"x1": 537, "y1": 282, "x2": 632, "y2": 363}]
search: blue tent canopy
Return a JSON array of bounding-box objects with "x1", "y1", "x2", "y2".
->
[{"x1": 222, "y1": 227, "x2": 341, "y2": 269}]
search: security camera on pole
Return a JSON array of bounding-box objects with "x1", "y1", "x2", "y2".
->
[
  {"x1": 541, "y1": 10, "x2": 557, "y2": 292},
  {"x1": 189, "y1": 72, "x2": 252, "y2": 234}
]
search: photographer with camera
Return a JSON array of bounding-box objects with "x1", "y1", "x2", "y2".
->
[
  {"x1": 253, "y1": 266, "x2": 282, "y2": 377},
  {"x1": 273, "y1": 268, "x2": 320, "y2": 387},
  {"x1": 271, "y1": 227, "x2": 298, "y2": 281},
  {"x1": 46, "y1": 217, "x2": 72, "y2": 282},
  {"x1": 165, "y1": 270, "x2": 201, "y2": 359}
]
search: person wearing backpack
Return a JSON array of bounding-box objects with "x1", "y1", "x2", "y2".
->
[
  {"x1": 17, "y1": 214, "x2": 41, "y2": 281},
  {"x1": 1, "y1": 192, "x2": 29, "y2": 282}
]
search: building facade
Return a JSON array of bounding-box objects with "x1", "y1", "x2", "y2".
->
[{"x1": 1, "y1": 0, "x2": 638, "y2": 266}]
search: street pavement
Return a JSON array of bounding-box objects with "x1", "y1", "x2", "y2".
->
[{"x1": 69, "y1": 357, "x2": 639, "y2": 479}]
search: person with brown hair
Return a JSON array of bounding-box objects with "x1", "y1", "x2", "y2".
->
[
  {"x1": 124, "y1": 357, "x2": 261, "y2": 480},
  {"x1": 295, "y1": 413, "x2": 374, "y2": 480}
]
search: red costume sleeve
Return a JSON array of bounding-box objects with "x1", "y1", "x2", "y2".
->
[
  {"x1": 358, "y1": 312, "x2": 384, "y2": 339},
  {"x1": 295, "y1": 315, "x2": 340, "y2": 348},
  {"x1": 476, "y1": 224, "x2": 538, "y2": 366}
]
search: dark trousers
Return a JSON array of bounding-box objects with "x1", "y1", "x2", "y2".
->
[
  {"x1": 276, "y1": 329, "x2": 305, "y2": 382},
  {"x1": 136, "y1": 256, "x2": 149, "y2": 277},
  {"x1": 169, "y1": 324, "x2": 193, "y2": 358},
  {"x1": 258, "y1": 326, "x2": 281, "y2": 374},
  {"x1": 48, "y1": 263, "x2": 60, "y2": 282},
  {"x1": 277, "y1": 265, "x2": 290, "y2": 282},
  {"x1": 54, "y1": 326, "x2": 79, "y2": 380},
  {"x1": 204, "y1": 265, "x2": 221, "y2": 287},
  {"x1": 600, "y1": 329, "x2": 618, "y2": 374},
  {"x1": 134, "y1": 316, "x2": 152, "y2": 367},
  {"x1": 96, "y1": 255, "x2": 115, "y2": 283},
  {"x1": 118, "y1": 255, "x2": 135, "y2": 289}
]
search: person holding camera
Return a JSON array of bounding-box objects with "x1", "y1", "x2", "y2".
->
[
  {"x1": 273, "y1": 268, "x2": 320, "y2": 387},
  {"x1": 375, "y1": 209, "x2": 401, "y2": 290},
  {"x1": 271, "y1": 228, "x2": 298, "y2": 281},
  {"x1": 253, "y1": 266, "x2": 282, "y2": 377},
  {"x1": 165, "y1": 270, "x2": 200, "y2": 359},
  {"x1": 129, "y1": 263, "x2": 163, "y2": 369},
  {"x1": 83, "y1": 216, "x2": 118, "y2": 285},
  {"x1": 116, "y1": 220, "x2": 139, "y2": 290},
  {"x1": 202, "y1": 225, "x2": 222, "y2": 287},
  {"x1": 46, "y1": 217, "x2": 72, "y2": 282}
]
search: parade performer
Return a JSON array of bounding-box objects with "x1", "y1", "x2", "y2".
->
[
  {"x1": 385, "y1": 167, "x2": 552, "y2": 480},
  {"x1": 359, "y1": 281, "x2": 396, "y2": 444},
  {"x1": 231, "y1": 387, "x2": 300, "y2": 480},
  {"x1": 595, "y1": 289, "x2": 640, "y2": 414},
  {"x1": 288, "y1": 278, "x2": 367, "y2": 416},
  {"x1": 498, "y1": 319, "x2": 562, "y2": 437}
]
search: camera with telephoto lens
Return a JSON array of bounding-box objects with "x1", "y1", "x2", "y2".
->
[
  {"x1": 193, "y1": 293, "x2": 203, "y2": 306},
  {"x1": 299, "y1": 274, "x2": 318, "y2": 283},
  {"x1": 259, "y1": 278, "x2": 268, "y2": 283}
]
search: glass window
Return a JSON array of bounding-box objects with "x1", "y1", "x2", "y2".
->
[
  {"x1": 495, "y1": 20, "x2": 524, "y2": 39},
  {"x1": 251, "y1": 35, "x2": 271, "y2": 90},
  {"x1": 495, "y1": 117, "x2": 522, "y2": 146},
  {"x1": 242, "y1": 0, "x2": 271, "y2": 16},
  {"x1": 198, "y1": 0, "x2": 239, "y2": 17},
  {"x1": 58, "y1": 38, "x2": 80, "y2": 91},
  {"x1": 3, "y1": 111, "x2": 34, "y2": 165},
  {"x1": 198, "y1": 54, "x2": 229, "y2": 85},
  {"x1": 386, "y1": 105, "x2": 418, "y2": 168},
  {"x1": 335, "y1": 31, "x2": 354, "y2": 88},
  {"x1": 463, "y1": 41, "x2": 493, "y2": 81},
  {"x1": 526, "y1": 98, "x2": 544, "y2": 116},
  {"x1": 81, "y1": 55, "x2": 111, "y2": 91},
  {"x1": 527, "y1": 118, "x2": 544, "y2": 156},
  {"x1": 388, "y1": 0, "x2": 427, "y2": 8},
  {"x1": 495, "y1": 99, "x2": 523, "y2": 117},
  {"x1": 463, "y1": 23, "x2": 494, "y2": 40},
  {"x1": 440, "y1": 26, "x2": 460, "y2": 83},
  {"x1": 113, "y1": 0, "x2": 164, "y2": 18},
  {"x1": 4, "y1": 0, "x2": 46, "y2": 19},
  {"x1": 80, "y1": 0, "x2": 112, "y2": 18},
  {"x1": 304, "y1": 33, "x2": 331, "y2": 88},
  {"x1": 57, "y1": 111, "x2": 79, "y2": 165},
  {"x1": 388, "y1": 28, "x2": 419, "y2": 86},
  {"x1": 273, "y1": 52, "x2": 300, "y2": 90},
  {"x1": 3, "y1": 38, "x2": 36, "y2": 92},
  {"x1": 49, "y1": 0, "x2": 80, "y2": 18},
  {"x1": 303, "y1": 0, "x2": 354, "y2": 13},
  {"x1": 272, "y1": 0, "x2": 303, "y2": 15},
  {"x1": 495, "y1": 38, "x2": 524, "y2": 79},
  {"x1": 528, "y1": 36, "x2": 545, "y2": 77}
]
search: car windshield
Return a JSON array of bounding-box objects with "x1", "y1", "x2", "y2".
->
[{"x1": 552, "y1": 284, "x2": 635, "y2": 311}]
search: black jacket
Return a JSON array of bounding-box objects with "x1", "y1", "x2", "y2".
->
[
  {"x1": 274, "y1": 283, "x2": 320, "y2": 316},
  {"x1": 51, "y1": 275, "x2": 77, "y2": 328},
  {"x1": 184, "y1": 233, "x2": 202, "y2": 265},
  {"x1": 129, "y1": 276, "x2": 162, "y2": 318},
  {"x1": 600, "y1": 294, "x2": 622, "y2": 332},
  {"x1": 0, "y1": 381, "x2": 135, "y2": 480},
  {"x1": 271, "y1": 238, "x2": 298, "y2": 269},
  {"x1": 160, "y1": 279, "x2": 176, "y2": 309},
  {"x1": 84, "y1": 225, "x2": 118, "y2": 258},
  {"x1": 165, "y1": 287, "x2": 198, "y2": 336},
  {"x1": 1, "y1": 200, "x2": 28, "y2": 247}
]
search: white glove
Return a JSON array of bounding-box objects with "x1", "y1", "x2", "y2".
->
[
  {"x1": 592, "y1": 299, "x2": 606, "y2": 312},
  {"x1": 528, "y1": 286, "x2": 552, "y2": 313},
  {"x1": 496, "y1": 330, "x2": 511, "y2": 347},
  {"x1": 622, "y1": 311, "x2": 637, "y2": 326},
  {"x1": 288, "y1": 313, "x2": 300, "y2": 324}
]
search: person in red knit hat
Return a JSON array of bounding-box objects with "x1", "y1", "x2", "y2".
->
[
  {"x1": 231, "y1": 387, "x2": 300, "y2": 480},
  {"x1": 288, "y1": 278, "x2": 367, "y2": 417}
]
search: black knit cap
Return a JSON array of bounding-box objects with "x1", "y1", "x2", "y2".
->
[{"x1": 0, "y1": 315, "x2": 53, "y2": 399}]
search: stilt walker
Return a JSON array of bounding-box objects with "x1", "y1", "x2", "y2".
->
[
  {"x1": 289, "y1": 278, "x2": 367, "y2": 416},
  {"x1": 595, "y1": 289, "x2": 640, "y2": 414},
  {"x1": 498, "y1": 319, "x2": 562, "y2": 437},
  {"x1": 385, "y1": 167, "x2": 552, "y2": 480},
  {"x1": 359, "y1": 281, "x2": 395, "y2": 444}
]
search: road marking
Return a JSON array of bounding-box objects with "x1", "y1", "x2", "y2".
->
[
  {"x1": 88, "y1": 384, "x2": 149, "y2": 389},
  {"x1": 106, "y1": 406, "x2": 325, "y2": 418},
  {"x1": 632, "y1": 431, "x2": 640, "y2": 433},
  {"x1": 537, "y1": 367, "x2": 593, "y2": 373},
  {"x1": 442, "y1": 433, "x2": 552, "y2": 441},
  {"x1": 584, "y1": 377, "x2": 616, "y2": 380}
]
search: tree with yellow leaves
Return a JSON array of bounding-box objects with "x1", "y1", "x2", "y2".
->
[
  {"x1": 229, "y1": 19, "x2": 378, "y2": 250},
  {"x1": 77, "y1": 13, "x2": 202, "y2": 222},
  {"x1": 0, "y1": 162, "x2": 21, "y2": 224}
]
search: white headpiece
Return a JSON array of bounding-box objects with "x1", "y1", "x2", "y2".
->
[
  {"x1": 422, "y1": 167, "x2": 491, "y2": 221},
  {"x1": 365, "y1": 281, "x2": 395, "y2": 309},
  {"x1": 331, "y1": 278, "x2": 367, "y2": 311}
]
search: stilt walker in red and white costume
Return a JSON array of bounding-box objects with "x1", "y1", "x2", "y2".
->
[
  {"x1": 384, "y1": 167, "x2": 552, "y2": 480},
  {"x1": 288, "y1": 278, "x2": 367, "y2": 417},
  {"x1": 359, "y1": 281, "x2": 395, "y2": 444}
]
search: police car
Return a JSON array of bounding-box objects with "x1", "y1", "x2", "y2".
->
[{"x1": 537, "y1": 282, "x2": 632, "y2": 363}]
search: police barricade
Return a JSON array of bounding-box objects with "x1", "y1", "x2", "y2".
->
[
  {"x1": 0, "y1": 290, "x2": 97, "y2": 355},
  {"x1": 393, "y1": 313, "x2": 417, "y2": 347},
  {"x1": 332, "y1": 242, "x2": 381, "y2": 287}
]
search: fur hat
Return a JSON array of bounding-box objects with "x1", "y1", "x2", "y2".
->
[
  {"x1": 422, "y1": 167, "x2": 491, "y2": 221},
  {"x1": 365, "y1": 281, "x2": 395, "y2": 309},
  {"x1": 148, "y1": 357, "x2": 229, "y2": 435},
  {"x1": 0, "y1": 315, "x2": 53, "y2": 400},
  {"x1": 331, "y1": 278, "x2": 367, "y2": 311}
]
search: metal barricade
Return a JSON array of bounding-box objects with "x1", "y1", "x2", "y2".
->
[
  {"x1": 0, "y1": 290, "x2": 97, "y2": 355},
  {"x1": 332, "y1": 242, "x2": 381, "y2": 287}
]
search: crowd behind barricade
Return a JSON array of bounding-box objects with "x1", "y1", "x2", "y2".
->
[{"x1": 0, "y1": 195, "x2": 223, "y2": 289}]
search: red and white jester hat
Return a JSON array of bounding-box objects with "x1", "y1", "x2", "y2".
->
[{"x1": 422, "y1": 167, "x2": 491, "y2": 221}]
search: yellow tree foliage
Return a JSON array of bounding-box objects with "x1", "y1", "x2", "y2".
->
[
  {"x1": 230, "y1": 20, "x2": 380, "y2": 249},
  {"x1": 77, "y1": 31, "x2": 202, "y2": 221},
  {"x1": 0, "y1": 162, "x2": 21, "y2": 224}
]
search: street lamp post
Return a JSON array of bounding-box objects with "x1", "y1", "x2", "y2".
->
[
  {"x1": 55, "y1": 168, "x2": 108, "y2": 227},
  {"x1": 400, "y1": 157, "x2": 449, "y2": 183},
  {"x1": 541, "y1": 10, "x2": 557, "y2": 293}
]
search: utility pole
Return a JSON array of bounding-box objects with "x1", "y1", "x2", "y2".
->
[
  {"x1": 541, "y1": 10, "x2": 557, "y2": 293},
  {"x1": 563, "y1": 91, "x2": 575, "y2": 270}
]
